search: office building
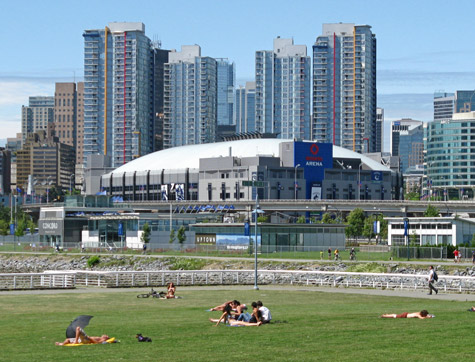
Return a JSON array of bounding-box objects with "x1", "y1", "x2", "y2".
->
[
  {"x1": 454, "y1": 90, "x2": 475, "y2": 113},
  {"x1": 433, "y1": 91, "x2": 454, "y2": 120},
  {"x1": 424, "y1": 112, "x2": 475, "y2": 200},
  {"x1": 152, "y1": 47, "x2": 170, "y2": 151},
  {"x1": 390, "y1": 119, "x2": 424, "y2": 173},
  {"x1": 235, "y1": 82, "x2": 256, "y2": 134},
  {"x1": 217, "y1": 59, "x2": 235, "y2": 126},
  {"x1": 255, "y1": 37, "x2": 311, "y2": 140},
  {"x1": 5, "y1": 133, "x2": 22, "y2": 193},
  {"x1": 21, "y1": 96, "x2": 54, "y2": 145},
  {"x1": 312, "y1": 23, "x2": 377, "y2": 153},
  {"x1": 16, "y1": 128, "x2": 75, "y2": 195},
  {"x1": 54, "y1": 82, "x2": 84, "y2": 164},
  {"x1": 163, "y1": 45, "x2": 217, "y2": 148},
  {"x1": 0, "y1": 148, "x2": 11, "y2": 195},
  {"x1": 83, "y1": 22, "x2": 155, "y2": 167}
]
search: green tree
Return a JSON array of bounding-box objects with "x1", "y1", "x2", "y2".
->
[
  {"x1": 0, "y1": 205, "x2": 11, "y2": 223},
  {"x1": 424, "y1": 204, "x2": 440, "y2": 217},
  {"x1": 345, "y1": 208, "x2": 365, "y2": 242},
  {"x1": 362, "y1": 214, "x2": 387, "y2": 244},
  {"x1": 15, "y1": 218, "x2": 26, "y2": 237},
  {"x1": 257, "y1": 215, "x2": 269, "y2": 223},
  {"x1": 141, "y1": 222, "x2": 151, "y2": 244},
  {"x1": 405, "y1": 192, "x2": 420, "y2": 201},
  {"x1": 0, "y1": 220, "x2": 9, "y2": 236},
  {"x1": 321, "y1": 213, "x2": 336, "y2": 224},
  {"x1": 410, "y1": 230, "x2": 418, "y2": 246},
  {"x1": 177, "y1": 226, "x2": 187, "y2": 249},
  {"x1": 169, "y1": 228, "x2": 176, "y2": 244},
  {"x1": 296, "y1": 215, "x2": 306, "y2": 224}
]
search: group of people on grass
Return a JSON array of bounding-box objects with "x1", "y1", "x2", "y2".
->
[{"x1": 208, "y1": 299, "x2": 272, "y2": 327}]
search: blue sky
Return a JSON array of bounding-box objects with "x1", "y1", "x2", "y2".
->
[{"x1": 2, "y1": 0, "x2": 475, "y2": 149}]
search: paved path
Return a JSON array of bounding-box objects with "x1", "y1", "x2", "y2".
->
[{"x1": 2, "y1": 284, "x2": 475, "y2": 302}]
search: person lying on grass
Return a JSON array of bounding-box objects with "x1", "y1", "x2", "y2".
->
[
  {"x1": 380, "y1": 310, "x2": 433, "y2": 319},
  {"x1": 55, "y1": 326, "x2": 110, "y2": 345},
  {"x1": 209, "y1": 316, "x2": 262, "y2": 327},
  {"x1": 209, "y1": 300, "x2": 238, "y2": 312}
]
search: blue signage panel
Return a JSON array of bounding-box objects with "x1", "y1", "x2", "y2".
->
[
  {"x1": 10, "y1": 224, "x2": 15, "y2": 235},
  {"x1": 244, "y1": 221, "x2": 250, "y2": 236},
  {"x1": 371, "y1": 171, "x2": 383, "y2": 182},
  {"x1": 294, "y1": 142, "x2": 333, "y2": 199},
  {"x1": 118, "y1": 222, "x2": 124, "y2": 236}
]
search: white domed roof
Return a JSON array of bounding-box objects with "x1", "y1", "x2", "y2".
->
[{"x1": 109, "y1": 139, "x2": 391, "y2": 174}]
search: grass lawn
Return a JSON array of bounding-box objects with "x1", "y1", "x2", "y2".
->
[{"x1": 0, "y1": 288, "x2": 473, "y2": 361}]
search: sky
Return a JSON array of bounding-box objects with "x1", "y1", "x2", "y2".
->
[{"x1": 2, "y1": 0, "x2": 475, "y2": 150}]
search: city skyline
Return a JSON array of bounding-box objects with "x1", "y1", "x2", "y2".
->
[{"x1": 2, "y1": 0, "x2": 475, "y2": 148}]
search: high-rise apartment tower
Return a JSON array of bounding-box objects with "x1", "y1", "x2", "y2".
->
[
  {"x1": 255, "y1": 38, "x2": 311, "y2": 140},
  {"x1": 312, "y1": 23, "x2": 377, "y2": 153},
  {"x1": 83, "y1": 22, "x2": 156, "y2": 167},
  {"x1": 163, "y1": 45, "x2": 217, "y2": 148}
]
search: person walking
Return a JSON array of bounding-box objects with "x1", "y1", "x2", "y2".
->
[{"x1": 428, "y1": 265, "x2": 438, "y2": 295}]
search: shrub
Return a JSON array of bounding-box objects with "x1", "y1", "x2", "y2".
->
[{"x1": 87, "y1": 255, "x2": 101, "y2": 268}]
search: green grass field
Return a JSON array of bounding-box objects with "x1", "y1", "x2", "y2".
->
[{"x1": 0, "y1": 288, "x2": 473, "y2": 362}]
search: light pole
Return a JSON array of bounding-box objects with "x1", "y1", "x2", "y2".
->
[
  {"x1": 294, "y1": 164, "x2": 300, "y2": 200},
  {"x1": 252, "y1": 194, "x2": 262, "y2": 290},
  {"x1": 358, "y1": 163, "x2": 363, "y2": 200}
]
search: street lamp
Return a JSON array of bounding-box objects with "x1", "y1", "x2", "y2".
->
[
  {"x1": 294, "y1": 164, "x2": 301, "y2": 200},
  {"x1": 252, "y1": 197, "x2": 264, "y2": 290}
]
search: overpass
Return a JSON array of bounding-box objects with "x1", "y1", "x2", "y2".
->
[{"x1": 22, "y1": 199, "x2": 475, "y2": 218}]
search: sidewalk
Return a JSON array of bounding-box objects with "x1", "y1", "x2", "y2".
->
[{"x1": 2, "y1": 284, "x2": 475, "y2": 302}]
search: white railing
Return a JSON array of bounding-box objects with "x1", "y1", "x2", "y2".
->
[{"x1": 0, "y1": 270, "x2": 474, "y2": 293}]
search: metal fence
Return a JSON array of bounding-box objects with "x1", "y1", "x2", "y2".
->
[
  {"x1": 1, "y1": 270, "x2": 474, "y2": 293},
  {"x1": 0, "y1": 241, "x2": 473, "y2": 262}
]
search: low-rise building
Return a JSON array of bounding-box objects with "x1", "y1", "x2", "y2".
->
[{"x1": 387, "y1": 216, "x2": 475, "y2": 246}]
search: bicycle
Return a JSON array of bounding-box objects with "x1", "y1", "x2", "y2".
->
[{"x1": 137, "y1": 288, "x2": 166, "y2": 298}]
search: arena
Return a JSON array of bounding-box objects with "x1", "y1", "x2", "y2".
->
[{"x1": 101, "y1": 139, "x2": 400, "y2": 201}]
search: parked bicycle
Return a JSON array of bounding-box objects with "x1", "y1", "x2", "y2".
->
[{"x1": 137, "y1": 288, "x2": 166, "y2": 299}]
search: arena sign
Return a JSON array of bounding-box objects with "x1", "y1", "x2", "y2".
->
[{"x1": 294, "y1": 142, "x2": 333, "y2": 199}]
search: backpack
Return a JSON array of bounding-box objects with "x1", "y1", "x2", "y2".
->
[{"x1": 433, "y1": 270, "x2": 438, "y2": 282}]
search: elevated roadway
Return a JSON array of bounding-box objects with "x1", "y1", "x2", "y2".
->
[{"x1": 23, "y1": 199, "x2": 475, "y2": 218}]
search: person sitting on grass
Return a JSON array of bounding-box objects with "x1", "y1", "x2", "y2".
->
[
  {"x1": 165, "y1": 282, "x2": 176, "y2": 299},
  {"x1": 209, "y1": 306, "x2": 262, "y2": 327},
  {"x1": 380, "y1": 310, "x2": 433, "y2": 319},
  {"x1": 230, "y1": 301, "x2": 247, "y2": 320},
  {"x1": 257, "y1": 301, "x2": 272, "y2": 324},
  {"x1": 249, "y1": 302, "x2": 262, "y2": 324},
  {"x1": 210, "y1": 303, "x2": 234, "y2": 326},
  {"x1": 55, "y1": 326, "x2": 110, "y2": 345}
]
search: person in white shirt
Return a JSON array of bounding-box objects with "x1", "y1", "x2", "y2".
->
[{"x1": 257, "y1": 301, "x2": 271, "y2": 324}]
